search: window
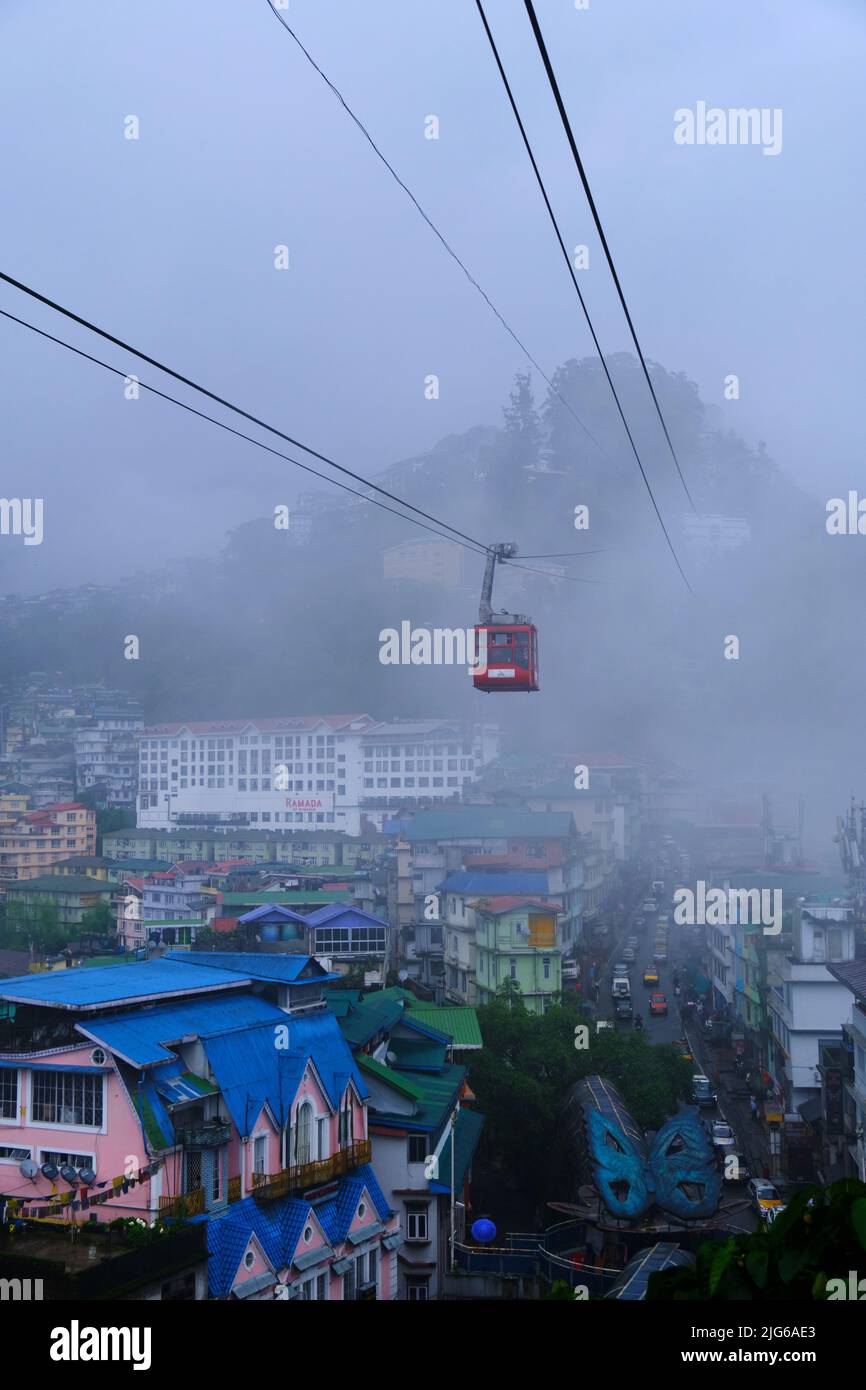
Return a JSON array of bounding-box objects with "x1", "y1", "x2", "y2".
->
[
  {"x1": 509, "y1": 959, "x2": 517, "y2": 979},
  {"x1": 0, "y1": 1070, "x2": 18, "y2": 1120},
  {"x1": 253, "y1": 1134, "x2": 267, "y2": 1176},
  {"x1": 40, "y1": 1150, "x2": 94, "y2": 1170},
  {"x1": 405, "y1": 1202, "x2": 429, "y2": 1241},
  {"x1": 243, "y1": 1250, "x2": 255, "y2": 1271},
  {"x1": 407, "y1": 1277, "x2": 429, "y2": 1301},
  {"x1": 408, "y1": 1135, "x2": 427, "y2": 1164},
  {"x1": 0, "y1": 1144, "x2": 31, "y2": 1163},
  {"x1": 543, "y1": 957, "x2": 551, "y2": 980},
  {"x1": 31, "y1": 1071, "x2": 103, "y2": 1128},
  {"x1": 295, "y1": 1102, "x2": 313, "y2": 1165}
]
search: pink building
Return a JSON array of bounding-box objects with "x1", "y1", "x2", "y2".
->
[{"x1": 0, "y1": 952, "x2": 400, "y2": 1299}]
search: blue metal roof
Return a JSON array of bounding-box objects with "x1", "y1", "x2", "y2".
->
[
  {"x1": 236, "y1": 905, "x2": 310, "y2": 926},
  {"x1": 165, "y1": 951, "x2": 332, "y2": 984},
  {"x1": 438, "y1": 871, "x2": 549, "y2": 896},
  {"x1": 0, "y1": 959, "x2": 252, "y2": 1012},
  {"x1": 79, "y1": 994, "x2": 288, "y2": 1066},
  {"x1": 304, "y1": 905, "x2": 388, "y2": 928},
  {"x1": 203, "y1": 1009, "x2": 368, "y2": 1138}
]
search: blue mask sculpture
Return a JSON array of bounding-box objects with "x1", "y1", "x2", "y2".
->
[{"x1": 586, "y1": 1105, "x2": 722, "y2": 1221}]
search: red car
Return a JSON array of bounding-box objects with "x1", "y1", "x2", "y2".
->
[{"x1": 649, "y1": 993, "x2": 668, "y2": 1017}]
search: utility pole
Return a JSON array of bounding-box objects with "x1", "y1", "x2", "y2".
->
[{"x1": 449, "y1": 1101, "x2": 459, "y2": 1275}]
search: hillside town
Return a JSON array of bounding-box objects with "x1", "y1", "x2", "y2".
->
[{"x1": 0, "y1": 696, "x2": 863, "y2": 1303}]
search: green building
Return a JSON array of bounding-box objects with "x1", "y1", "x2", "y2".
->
[{"x1": 474, "y1": 896, "x2": 562, "y2": 1014}]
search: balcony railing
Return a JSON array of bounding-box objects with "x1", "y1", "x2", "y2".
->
[
  {"x1": 176, "y1": 1120, "x2": 232, "y2": 1149},
  {"x1": 252, "y1": 1140, "x2": 372, "y2": 1202},
  {"x1": 158, "y1": 1187, "x2": 205, "y2": 1220}
]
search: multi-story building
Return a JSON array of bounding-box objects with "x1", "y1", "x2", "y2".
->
[
  {"x1": 382, "y1": 536, "x2": 465, "y2": 588},
  {"x1": 333, "y1": 987, "x2": 483, "y2": 1300},
  {"x1": 75, "y1": 711, "x2": 143, "y2": 807},
  {"x1": 134, "y1": 716, "x2": 499, "y2": 836},
  {"x1": 473, "y1": 897, "x2": 562, "y2": 1013},
  {"x1": 103, "y1": 827, "x2": 390, "y2": 869},
  {"x1": 6, "y1": 746, "x2": 76, "y2": 807},
  {"x1": 0, "y1": 953, "x2": 401, "y2": 1299},
  {"x1": 766, "y1": 899, "x2": 856, "y2": 1112},
  {"x1": 4, "y1": 873, "x2": 115, "y2": 930},
  {"x1": 0, "y1": 801, "x2": 96, "y2": 885},
  {"x1": 0, "y1": 785, "x2": 30, "y2": 825},
  {"x1": 823, "y1": 961, "x2": 866, "y2": 1182}
]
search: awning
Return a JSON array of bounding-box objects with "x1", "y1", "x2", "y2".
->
[
  {"x1": 293, "y1": 1244, "x2": 334, "y2": 1271},
  {"x1": 381, "y1": 1232, "x2": 403, "y2": 1251},
  {"x1": 348, "y1": 1222, "x2": 385, "y2": 1245},
  {"x1": 332, "y1": 1256, "x2": 353, "y2": 1276},
  {"x1": 234, "y1": 1271, "x2": 276, "y2": 1299}
]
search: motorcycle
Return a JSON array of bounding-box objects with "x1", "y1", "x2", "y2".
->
[{"x1": 633, "y1": 1014, "x2": 644, "y2": 1031}]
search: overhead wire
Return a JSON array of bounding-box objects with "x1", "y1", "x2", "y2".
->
[
  {"x1": 0, "y1": 270, "x2": 488, "y2": 556},
  {"x1": 264, "y1": 0, "x2": 620, "y2": 474},
  {"x1": 0, "y1": 306, "x2": 487, "y2": 557},
  {"x1": 474, "y1": 0, "x2": 693, "y2": 595},
  {"x1": 522, "y1": 0, "x2": 694, "y2": 507}
]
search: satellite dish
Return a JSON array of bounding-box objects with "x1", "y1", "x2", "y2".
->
[
  {"x1": 79, "y1": 1166, "x2": 97, "y2": 1187},
  {"x1": 385, "y1": 1051, "x2": 397, "y2": 1065},
  {"x1": 41, "y1": 1162, "x2": 59, "y2": 1182},
  {"x1": 398, "y1": 969, "x2": 408, "y2": 983},
  {"x1": 59, "y1": 1164, "x2": 79, "y2": 1185},
  {"x1": 19, "y1": 1159, "x2": 38, "y2": 1181}
]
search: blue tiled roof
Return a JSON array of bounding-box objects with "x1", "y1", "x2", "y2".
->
[
  {"x1": 438, "y1": 871, "x2": 549, "y2": 895},
  {"x1": 79, "y1": 994, "x2": 288, "y2": 1066},
  {"x1": 206, "y1": 1194, "x2": 309, "y2": 1298},
  {"x1": 315, "y1": 1165, "x2": 392, "y2": 1245},
  {"x1": 203, "y1": 1009, "x2": 368, "y2": 1137},
  {"x1": 0, "y1": 959, "x2": 253, "y2": 1011},
  {"x1": 205, "y1": 1167, "x2": 393, "y2": 1297}
]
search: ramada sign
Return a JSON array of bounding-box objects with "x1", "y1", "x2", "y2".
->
[{"x1": 285, "y1": 797, "x2": 326, "y2": 811}]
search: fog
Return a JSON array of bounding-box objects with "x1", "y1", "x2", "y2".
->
[{"x1": 0, "y1": 0, "x2": 864, "y2": 865}]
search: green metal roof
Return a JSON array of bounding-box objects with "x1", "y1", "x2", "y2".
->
[
  {"x1": 387, "y1": 1035, "x2": 448, "y2": 1072},
  {"x1": 407, "y1": 1006, "x2": 482, "y2": 1048},
  {"x1": 385, "y1": 1062, "x2": 465, "y2": 1132},
  {"x1": 179, "y1": 1070, "x2": 218, "y2": 1096},
  {"x1": 221, "y1": 891, "x2": 351, "y2": 906},
  {"x1": 357, "y1": 1054, "x2": 426, "y2": 1101},
  {"x1": 337, "y1": 996, "x2": 404, "y2": 1047},
  {"x1": 6, "y1": 875, "x2": 115, "y2": 894}
]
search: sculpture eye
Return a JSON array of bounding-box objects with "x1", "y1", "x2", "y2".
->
[
  {"x1": 603, "y1": 1129, "x2": 625, "y2": 1153},
  {"x1": 609, "y1": 1179, "x2": 631, "y2": 1202},
  {"x1": 666, "y1": 1133, "x2": 686, "y2": 1156}
]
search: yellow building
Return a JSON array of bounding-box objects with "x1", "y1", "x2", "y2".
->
[{"x1": 0, "y1": 802, "x2": 97, "y2": 886}]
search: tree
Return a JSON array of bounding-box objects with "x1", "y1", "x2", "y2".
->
[
  {"x1": 647, "y1": 1180, "x2": 866, "y2": 1300},
  {"x1": 500, "y1": 370, "x2": 540, "y2": 494},
  {"x1": 79, "y1": 901, "x2": 115, "y2": 945}
]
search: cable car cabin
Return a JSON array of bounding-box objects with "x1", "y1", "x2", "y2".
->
[{"x1": 472, "y1": 623, "x2": 539, "y2": 692}]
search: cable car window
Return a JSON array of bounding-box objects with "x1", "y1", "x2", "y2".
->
[
  {"x1": 514, "y1": 635, "x2": 529, "y2": 668},
  {"x1": 489, "y1": 631, "x2": 512, "y2": 650}
]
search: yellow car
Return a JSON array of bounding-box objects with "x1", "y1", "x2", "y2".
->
[
  {"x1": 675, "y1": 1039, "x2": 693, "y2": 1063},
  {"x1": 643, "y1": 966, "x2": 659, "y2": 987}
]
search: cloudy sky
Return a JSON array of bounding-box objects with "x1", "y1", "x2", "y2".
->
[{"x1": 0, "y1": 0, "x2": 863, "y2": 592}]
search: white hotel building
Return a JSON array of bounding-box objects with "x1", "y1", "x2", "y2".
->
[{"x1": 136, "y1": 715, "x2": 500, "y2": 835}]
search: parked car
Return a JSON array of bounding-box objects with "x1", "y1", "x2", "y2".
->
[
  {"x1": 746, "y1": 1178, "x2": 784, "y2": 1220},
  {"x1": 652, "y1": 944, "x2": 668, "y2": 964},
  {"x1": 710, "y1": 1121, "x2": 735, "y2": 1149},
  {"x1": 614, "y1": 998, "x2": 634, "y2": 1021},
  {"x1": 649, "y1": 993, "x2": 668, "y2": 1017},
  {"x1": 643, "y1": 966, "x2": 659, "y2": 987},
  {"x1": 626, "y1": 936, "x2": 638, "y2": 949}
]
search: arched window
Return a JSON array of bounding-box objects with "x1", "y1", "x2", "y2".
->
[{"x1": 295, "y1": 1101, "x2": 313, "y2": 1165}]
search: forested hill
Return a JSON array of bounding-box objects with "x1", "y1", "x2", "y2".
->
[{"x1": 0, "y1": 354, "x2": 849, "y2": 808}]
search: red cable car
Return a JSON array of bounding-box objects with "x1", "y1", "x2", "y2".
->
[{"x1": 472, "y1": 543, "x2": 540, "y2": 693}]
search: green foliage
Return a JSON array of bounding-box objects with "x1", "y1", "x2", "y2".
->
[
  {"x1": 471, "y1": 995, "x2": 692, "y2": 1210},
  {"x1": 0, "y1": 898, "x2": 70, "y2": 955},
  {"x1": 79, "y1": 901, "x2": 114, "y2": 940},
  {"x1": 646, "y1": 1180, "x2": 866, "y2": 1300}
]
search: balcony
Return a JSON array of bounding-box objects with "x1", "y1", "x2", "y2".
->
[
  {"x1": 176, "y1": 1119, "x2": 231, "y2": 1149},
  {"x1": 252, "y1": 1140, "x2": 372, "y2": 1203}
]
